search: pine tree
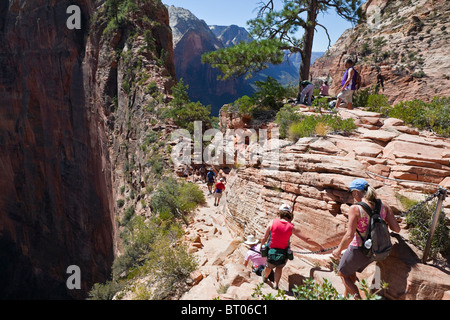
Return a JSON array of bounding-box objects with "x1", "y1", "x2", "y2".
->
[{"x1": 202, "y1": 0, "x2": 363, "y2": 100}]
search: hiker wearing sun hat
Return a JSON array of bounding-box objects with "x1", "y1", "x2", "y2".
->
[
  {"x1": 242, "y1": 235, "x2": 269, "y2": 277},
  {"x1": 332, "y1": 178, "x2": 400, "y2": 299},
  {"x1": 214, "y1": 178, "x2": 226, "y2": 206},
  {"x1": 260, "y1": 203, "x2": 324, "y2": 290}
]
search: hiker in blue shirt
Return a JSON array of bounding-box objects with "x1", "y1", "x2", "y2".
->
[{"x1": 206, "y1": 168, "x2": 216, "y2": 195}]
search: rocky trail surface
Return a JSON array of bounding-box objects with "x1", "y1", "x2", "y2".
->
[
  {"x1": 179, "y1": 105, "x2": 450, "y2": 300},
  {"x1": 180, "y1": 174, "x2": 345, "y2": 300}
]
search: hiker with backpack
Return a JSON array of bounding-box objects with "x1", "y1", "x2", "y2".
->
[
  {"x1": 332, "y1": 178, "x2": 400, "y2": 299},
  {"x1": 335, "y1": 59, "x2": 360, "y2": 110},
  {"x1": 260, "y1": 204, "x2": 324, "y2": 290},
  {"x1": 206, "y1": 168, "x2": 216, "y2": 195},
  {"x1": 243, "y1": 235, "x2": 274, "y2": 281},
  {"x1": 297, "y1": 80, "x2": 314, "y2": 106}
]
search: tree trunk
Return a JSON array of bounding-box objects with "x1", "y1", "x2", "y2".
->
[{"x1": 297, "y1": 0, "x2": 318, "y2": 100}]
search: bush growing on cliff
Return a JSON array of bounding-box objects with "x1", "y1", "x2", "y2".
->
[
  {"x1": 288, "y1": 114, "x2": 357, "y2": 141},
  {"x1": 388, "y1": 97, "x2": 450, "y2": 136},
  {"x1": 398, "y1": 194, "x2": 450, "y2": 261},
  {"x1": 164, "y1": 79, "x2": 213, "y2": 134},
  {"x1": 275, "y1": 104, "x2": 303, "y2": 139},
  {"x1": 151, "y1": 177, "x2": 205, "y2": 224},
  {"x1": 230, "y1": 77, "x2": 288, "y2": 120}
]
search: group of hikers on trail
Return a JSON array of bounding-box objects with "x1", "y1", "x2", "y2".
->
[
  {"x1": 243, "y1": 178, "x2": 400, "y2": 299},
  {"x1": 297, "y1": 58, "x2": 380, "y2": 111},
  {"x1": 205, "y1": 167, "x2": 226, "y2": 207}
]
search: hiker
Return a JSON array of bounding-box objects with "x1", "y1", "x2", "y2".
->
[
  {"x1": 332, "y1": 178, "x2": 400, "y2": 299},
  {"x1": 199, "y1": 165, "x2": 206, "y2": 182},
  {"x1": 214, "y1": 178, "x2": 226, "y2": 206},
  {"x1": 261, "y1": 204, "x2": 324, "y2": 290},
  {"x1": 376, "y1": 70, "x2": 385, "y2": 93},
  {"x1": 206, "y1": 168, "x2": 216, "y2": 194},
  {"x1": 336, "y1": 59, "x2": 357, "y2": 110},
  {"x1": 319, "y1": 80, "x2": 330, "y2": 97},
  {"x1": 297, "y1": 80, "x2": 314, "y2": 106},
  {"x1": 243, "y1": 235, "x2": 274, "y2": 280},
  {"x1": 217, "y1": 169, "x2": 227, "y2": 184}
]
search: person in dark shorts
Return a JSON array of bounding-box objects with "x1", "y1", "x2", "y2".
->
[
  {"x1": 206, "y1": 168, "x2": 216, "y2": 194},
  {"x1": 332, "y1": 178, "x2": 400, "y2": 299}
]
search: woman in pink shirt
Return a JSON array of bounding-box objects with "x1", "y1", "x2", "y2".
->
[
  {"x1": 260, "y1": 204, "x2": 324, "y2": 290},
  {"x1": 332, "y1": 178, "x2": 400, "y2": 299}
]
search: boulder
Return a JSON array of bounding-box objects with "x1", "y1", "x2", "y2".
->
[
  {"x1": 361, "y1": 129, "x2": 399, "y2": 142},
  {"x1": 383, "y1": 140, "x2": 449, "y2": 165},
  {"x1": 382, "y1": 118, "x2": 404, "y2": 127}
]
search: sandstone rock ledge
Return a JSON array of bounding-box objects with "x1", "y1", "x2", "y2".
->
[{"x1": 182, "y1": 107, "x2": 450, "y2": 300}]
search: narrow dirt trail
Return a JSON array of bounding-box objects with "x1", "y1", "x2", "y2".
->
[{"x1": 180, "y1": 174, "x2": 347, "y2": 300}]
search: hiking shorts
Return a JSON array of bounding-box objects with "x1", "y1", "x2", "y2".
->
[
  {"x1": 265, "y1": 260, "x2": 287, "y2": 269},
  {"x1": 337, "y1": 246, "x2": 372, "y2": 276},
  {"x1": 337, "y1": 89, "x2": 354, "y2": 103},
  {"x1": 214, "y1": 191, "x2": 223, "y2": 199}
]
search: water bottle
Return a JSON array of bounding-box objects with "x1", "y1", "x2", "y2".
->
[
  {"x1": 364, "y1": 239, "x2": 372, "y2": 249},
  {"x1": 261, "y1": 244, "x2": 268, "y2": 257},
  {"x1": 287, "y1": 248, "x2": 294, "y2": 260}
]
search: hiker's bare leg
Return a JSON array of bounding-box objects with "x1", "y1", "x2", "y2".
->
[
  {"x1": 339, "y1": 272, "x2": 361, "y2": 299},
  {"x1": 264, "y1": 267, "x2": 271, "y2": 280},
  {"x1": 274, "y1": 267, "x2": 283, "y2": 288},
  {"x1": 336, "y1": 97, "x2": 342, "y2": 108},
  {"x1": 347, "y1": 102, "x2": 353, "y2": 110}
]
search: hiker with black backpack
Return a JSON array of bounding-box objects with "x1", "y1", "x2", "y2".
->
[{"x1": 332, "y1": 178, "x2": 400, "y2": 299}]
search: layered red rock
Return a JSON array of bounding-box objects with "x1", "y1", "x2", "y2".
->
[
  {"x1": 310, "y1": 0, "x2": 450, "y2": 106},
  {"x1": 0, "y1": 0, "x2": 176, "y2": 299}
]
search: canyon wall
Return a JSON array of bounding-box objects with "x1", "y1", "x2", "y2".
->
[
  {"x1": 311, "y1": 0, "x2": 450, "y2": 105},
  {"x1": 0, "y1": 0, "x2": 176, "y2": 299}
]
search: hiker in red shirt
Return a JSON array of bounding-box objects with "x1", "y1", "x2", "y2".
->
[
  {"x1": 214, "y1": 178, "x2": 226, "y2": 207},
  {"x1": 260, "y1": 204, "x2": 324, "y2": 290}
]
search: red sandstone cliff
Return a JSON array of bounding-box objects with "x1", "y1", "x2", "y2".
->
[
  {"x1": 311, "y1": 0, "x2": 450, "y2": 105},
  {"x1": 0, "y1": 0, "x2": 176, "y2": 299}
]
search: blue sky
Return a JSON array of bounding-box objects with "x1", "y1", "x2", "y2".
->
[{"x1": 162, "y1": 0, "x2": 356, "y2": 52}]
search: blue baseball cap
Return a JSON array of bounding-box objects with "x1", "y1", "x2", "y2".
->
[{"x1": 348, "y1": 178, "x2": 369, "y2": 192}]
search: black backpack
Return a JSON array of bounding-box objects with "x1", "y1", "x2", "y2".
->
[
  {"x1": 356, "y1": 199, "x2": 392, "y2": 262},
  {"x1": 354, "y1": 68, "x2": 362, "y2": 90}
]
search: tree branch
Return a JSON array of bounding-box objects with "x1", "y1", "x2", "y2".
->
[{"x1": 315, "y1": 23, "x2": 332, "y2": 49}]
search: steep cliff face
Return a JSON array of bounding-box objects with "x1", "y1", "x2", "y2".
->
[
  {"x1": 311, "y1": 0, "x2": 450, "y2": 104},
  {"x1": 0, "y1": 0, "x2": 176, "y2": 299}
]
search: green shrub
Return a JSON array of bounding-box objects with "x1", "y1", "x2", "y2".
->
[
  {"x1": 151, "y1": 177, "x2": 205, "y2": 223},
  {"x1": 233, "y1": 95, "x2": 256, "y2": 116},
  {"x1": 388, "y1": 97, "x2": 450, "y2": 136},
  {"x1": 353, "y1": 86, "x2": 377, "y2": 108},
  {"x1": 404, "y1": 199, "x2": 450, "y2": 260},
  {"x1": 293, "y1": 278, "x2": 345, "y2": 300},
  {"x1": 121, "y1": 205, "x2": 135, "y2": 226},
  {"x1": 165, "y1": 79, "x2": 212, "y2": 134},
  {"x1": 253, "y1": 277, "x2": 384, "y2": 300},
  {"x1": 288, "y1": 114, "x2": 357, "y2": 141},
  {"x1": 366, "y1": 94, "x2": 391, "y2": 115},
  {"x1": 275, "y1": 104, "x2": 303, "y2": 139},
  {"x1": 88, "y1": 281, "x2": 124, "y2": 300},
  {"x1": 252, "y1": 76, "x2": 287, "y2": 110},
  {"x1": 231, "y1": 77, "x2": 289, "y2": 120},
  {"x1": 117, "y1": 199, "x2": 125, "y2": 208}
]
